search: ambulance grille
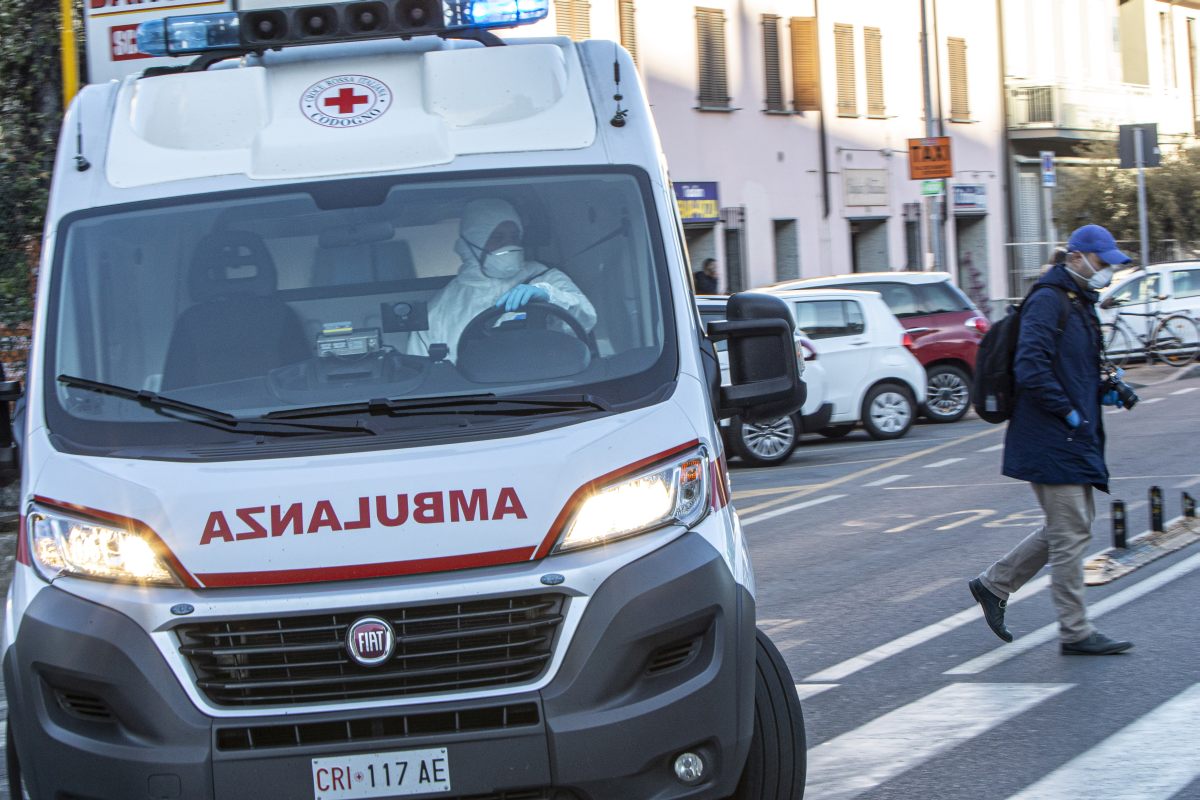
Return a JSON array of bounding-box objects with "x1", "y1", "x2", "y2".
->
[{"x1": 177, "y1": 595, "x2": 564, "y2": 707}]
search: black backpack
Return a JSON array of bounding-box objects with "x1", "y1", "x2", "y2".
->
[{"x1": 973, "y1": 284, "x2": 1074, "y2": 424}]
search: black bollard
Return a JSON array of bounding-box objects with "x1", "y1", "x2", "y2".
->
[
  {"x1": 1150, "y1": 486, "x2": 1164, "y2": 532},
  {"x1": 1185, "y1": 492, "x2": 1196, "y2": 519},
  {"x1": 1112, "y1": 500, "x2": 1127, "y2": 549}
]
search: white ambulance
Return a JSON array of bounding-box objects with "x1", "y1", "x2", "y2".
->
[{"x1": 0, "y1": 3, "x2": 808, "y2": 798}]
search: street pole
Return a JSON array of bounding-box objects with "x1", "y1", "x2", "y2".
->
[
  {"x1": 1042, "y1": 184, "x2": 1055, "y2": 262},
  {"x1": 59, "y1": 0, "x2": 80, "y2": 108},
  {"x1": 1135, "y1": 126, "x2": 1150, "y2": 267},
  {"x1": 919, "y1": 0, "x2": 944, "y2": 273}
]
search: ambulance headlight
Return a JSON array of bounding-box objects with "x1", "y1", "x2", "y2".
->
[
  {"x1": 448, "y1": 0, "x2": 549, "y2": 27},
  {"x1": 28, "y1": 506, "x2": 182, "y2": 587},
  {"x1": 136, "y1": 12, "x2": 241, "y2": 57},
  {"x1": 556, "y1": 447, "x2": 711, "y2": 553}
]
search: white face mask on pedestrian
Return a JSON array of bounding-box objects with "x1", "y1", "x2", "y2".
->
[{"x1": 1067, "y1": 255, "x2": 1113, "y2": 290}]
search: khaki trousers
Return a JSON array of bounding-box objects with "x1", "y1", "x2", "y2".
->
[{"x1": 978, "y1": 483, "x2": 1095, "y2": 644}]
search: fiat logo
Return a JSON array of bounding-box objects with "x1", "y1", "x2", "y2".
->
[{"x1": 346, "y1": 616, "x2": 395, "y2": 668}]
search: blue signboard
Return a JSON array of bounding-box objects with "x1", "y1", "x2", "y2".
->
[{"x1": 673, "y1": 182, "x2": 721, "y2": 224}]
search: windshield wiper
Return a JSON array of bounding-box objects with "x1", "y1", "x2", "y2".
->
[
  {"x1": 57, "y1": 375, "x2": 374, "y2": 437},
  {"x1": 265, "y1": 392, "x2": 611, "y2": 421}
]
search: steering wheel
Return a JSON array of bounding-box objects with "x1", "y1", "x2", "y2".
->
[{"x1": 458, "y1": 300, "x2": 600, "y2": 359}]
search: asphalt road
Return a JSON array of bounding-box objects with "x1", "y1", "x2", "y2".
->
[
  {"x1": 1, "y1": 368, "x2": 1197, "y2": 798},
  {"x1": 736, "y1": 367, "x2": 1200, "y2": 799}
]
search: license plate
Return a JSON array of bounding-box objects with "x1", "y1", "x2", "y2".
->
[{"x1": 312, "y1": 747, "x2": 450, "y2": 799}]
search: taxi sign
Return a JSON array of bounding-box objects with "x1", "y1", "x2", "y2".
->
[{"x1": 908, "y1": 137, "x2": 953, "y2": 181}]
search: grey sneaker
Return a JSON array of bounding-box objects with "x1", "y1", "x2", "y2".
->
[{"x1": 1061, "y1": 632, "x2": 1134, "y2": 655}]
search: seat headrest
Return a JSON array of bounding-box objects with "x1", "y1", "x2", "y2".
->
[{"x1": 188, "y1": 231, "x2": 278, "y2": 302}]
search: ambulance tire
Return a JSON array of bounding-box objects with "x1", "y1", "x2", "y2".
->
[
  {"x1": 732, "y1": 629, "x2": 806, "y2": 800},
  {"x1": 6, "y1": 718, "x2": 26, "y2": 800}
]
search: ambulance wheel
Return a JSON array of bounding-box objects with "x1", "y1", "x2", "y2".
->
[
  {"x1": 732, "y1": 629, "x2": 806, "y2": 800},
  {"x1": 730, "y1": 415, "x2": 798, "y2": 467},
  {"x1": 7, "y1": 718, "x2": 26, "y2": 800}
]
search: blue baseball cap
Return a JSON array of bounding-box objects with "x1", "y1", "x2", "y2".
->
[{"x1": 1066, "y1": 224, "x2": 1132, "y2": 266}]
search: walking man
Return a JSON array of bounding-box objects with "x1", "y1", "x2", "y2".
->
[{"x1": 969, "y1": 224, "x2": 1134, "y2": 655}]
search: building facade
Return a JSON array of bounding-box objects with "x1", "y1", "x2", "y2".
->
[
  {"x1": 513, "y1": 0, "x2": 1008, "y2": 308},
  {"x1": 1003, "y1": 0, "x2": 1200, "y2": 292}
]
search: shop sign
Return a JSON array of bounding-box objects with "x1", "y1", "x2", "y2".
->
[
  {"x1": 673, "y1": 182, "x2": 720, "y2": 224},
  {"x1": 844, "y1": 169, "x2": 889, "y2": 207},
  {"x1": 953, "y1": 184, "x2": 987, "y2": 214}
]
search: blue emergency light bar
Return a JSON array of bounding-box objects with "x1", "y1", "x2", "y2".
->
[{"x1": 136, "y1": 0, "x2": 549, "y2": 58}]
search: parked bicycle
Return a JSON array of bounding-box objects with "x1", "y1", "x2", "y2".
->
[{"x1": 1100, "y1": 307, "x2": 1200, "y2": 368}]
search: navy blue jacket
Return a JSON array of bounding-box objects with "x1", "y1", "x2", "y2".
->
[{"x1": 1003, "y1": 264, "x2": 1109, "y2": 490}]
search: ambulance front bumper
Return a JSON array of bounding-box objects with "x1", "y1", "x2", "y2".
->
[{"x1": 4, "y1": 532, "x2": 755, "y2": 800}]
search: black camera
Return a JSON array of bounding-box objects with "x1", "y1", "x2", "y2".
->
[{"x1": 1102, "y1": 366, "x2": 1139, "y2": 410}]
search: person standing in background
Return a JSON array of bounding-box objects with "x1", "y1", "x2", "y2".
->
[{"x1": 693, "y1": 258, "x2": 719, "y2": 294}]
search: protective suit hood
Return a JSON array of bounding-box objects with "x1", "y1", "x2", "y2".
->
[{"x1": 454, "y1": 199, "x2": 530, "y2": 286}]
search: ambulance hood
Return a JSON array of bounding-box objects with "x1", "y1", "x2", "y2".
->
[{"x1": 29, "y1": 402, "x2": 705, "y2": 589}]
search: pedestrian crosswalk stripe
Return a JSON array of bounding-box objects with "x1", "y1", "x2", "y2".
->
[
  {"x1": 946, "y1": 549, "x2": 1200, "y2": 675},
  {"x1": 804, "y1": 683, "x2": 1071, "y2": 800},
  {"x1": 977, "y1": 443, "x2": 1004, "y2": 452},
  {"x1": 794, "y1": 683, "x2": 838, "y2": 701},
  {"x1": 1170, "y1": 386, "x2": 1197, "y2": 396},
  {"x1": 803, "y1": 575, "x2": 1051, "y2": 683},
  {"x1": 1143, "y1": 397, "x2": 1165, "y2": 404},
  {"x1": 1004, "y1": 683, "x2": 1200, "y2": 800}
]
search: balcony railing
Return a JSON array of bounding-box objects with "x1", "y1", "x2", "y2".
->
[{"x1": 1008, "y1": 80, "x2": 1193, "y2": 137}]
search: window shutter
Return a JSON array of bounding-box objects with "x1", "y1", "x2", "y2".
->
[
  {"x1": 696, "y1": 8, "x2": 730, "y2": 108},
  {"x1": 948, "y1": 36, "x2": 970, "y2": 120},
  {"x1": 762, "y1": 15, "x2": 784, "y2": 111},
  {"x1": 865, "y1": 26, "x2": 884, "y2": 116},
  {"x1": 790, "y1": 17, "x2": 820, "y2": 111},
  {"x1": 834, "y1": 23, "x2": 857, "y2": 116},
  {"x1": 554, "y1": 0, "x2": 591, "y2": 41},
  {"x1": 618, "y1": 0, "x2": 638, "y2": 65}
]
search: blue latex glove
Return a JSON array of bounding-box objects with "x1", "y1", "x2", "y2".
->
[
  {"x1": 495, "y1": 284, "x2": 550, "y2": 312},
  {"x1": 1065, "y1": 409, "x2": 1082, "y2": 428},
  {"x1": 1101, "y1": 390, "x2": 1121, "y2": 407}
]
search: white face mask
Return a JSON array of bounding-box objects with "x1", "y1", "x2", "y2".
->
[
  {"x1": 481, "y1": 246, "x2": 525, "y2": 279},
  {"x1": 1088, "y1": 266, "x2": 1114, "y2": 290}
]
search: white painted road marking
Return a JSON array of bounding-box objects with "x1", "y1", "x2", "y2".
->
[
  {"x1": 924, "y1": 457, "x2": 965, "y2": 469},
  {"x1": 977, "y1": 443, "x2": 1004, "y2": 452},
  {"x1": 864, "y1": 474, "x2": 908, "y2": 487},
  {"x1": 804, "y1": 683, "x2": 1072, "y2": 800},
  {"x1": 1143, "y1": 397, "x2": 1165, "y2": 404},
  {"x1": 794, "y1": 683, "x2": 839, "y2": 701},
  {"x1": 803, "y1": 576, "x2": 1051, "y2": 682},
  {"x1": 1004, "y1": 683, "x2": 1200, "y2": 800},
  {"x1": 1170, "y1": 386, "x2": 1198, "y2": 396},
  {"x1": 946, "y1": 549, "x2": 1200, "y2": 675},
  {"x1": 740, "y1": 494, "x2": 846, "y2": 527}
]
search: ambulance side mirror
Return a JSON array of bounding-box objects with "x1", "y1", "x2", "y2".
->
[
  {"x1": 707, "y1": 293, "x2": 806, "y2": 422},
  {"x1": 0, "y1": 367, "x2": 22, "y2": 489}
]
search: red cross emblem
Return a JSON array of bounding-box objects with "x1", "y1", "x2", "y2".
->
[{"x1": 323, "y1": 87, "x2": 369, "y2": 115}]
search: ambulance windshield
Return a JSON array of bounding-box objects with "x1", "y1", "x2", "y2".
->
[{"x1": 45, "y1": 168, "x2": 677, "y2": 451}]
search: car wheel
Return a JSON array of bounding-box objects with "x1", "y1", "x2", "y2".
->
[
  {"x1": 731, "y1": 415, "x2": 799, "y2": 467},
  {"x1": 862, "y1": 383, "x2": 914, "y2": 440},
  {"x1": 732, "y1": 629, "x2": 806, "y2": 800},
  {"x1": 923, "y1": 364, "x2": 972, "y2": 423},
  {"x1": 817, "y1": 424, "x2": 855, "y2": 439}
]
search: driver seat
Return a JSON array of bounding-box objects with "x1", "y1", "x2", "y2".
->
[{"x1": 162, "y1": 232, "x2": 310, "y2": 390}]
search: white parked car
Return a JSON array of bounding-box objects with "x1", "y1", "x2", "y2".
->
[
  {"x1": 698, "y1": 296, "x2": 833, "y2": 466},
  {"x1": 1098, "y1": 262, "x2": 1200, "y2": 324},
  {"x1": 764, "y1": 288, "x2": 927, "y2": 440}
]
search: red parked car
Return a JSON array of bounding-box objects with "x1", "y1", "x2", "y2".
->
[{"x1": 771, "y1": 272, "x2": 989, "y2": 422}]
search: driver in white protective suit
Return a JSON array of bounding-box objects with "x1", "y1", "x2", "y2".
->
[{"x1": 405, "y1": 198, "x2": 597, "y2": 363}]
